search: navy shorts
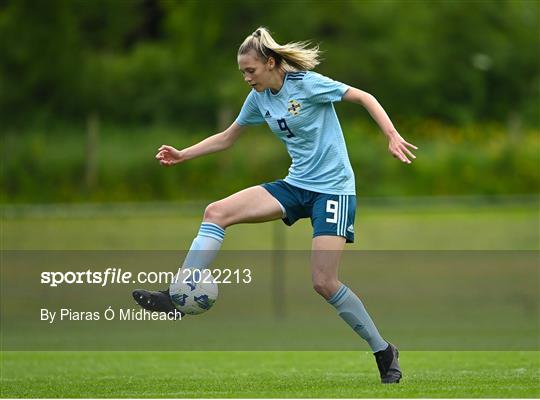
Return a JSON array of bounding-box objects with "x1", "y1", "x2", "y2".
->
[{"x1": 262, "y1": 180, "x2": 356, "y2": 243}]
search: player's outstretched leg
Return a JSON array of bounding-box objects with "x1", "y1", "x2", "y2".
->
[
  {"x1": 132, "y1": 186, "x2": 283, "y2": 315},
  {"x1": 311, "y1": 235, "x2": 401, "y2": 383}
]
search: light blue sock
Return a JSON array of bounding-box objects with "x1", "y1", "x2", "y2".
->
[
  {"x1": 328, "y1": 284, "x2": 388, "y2": 353},
  {"x1": 171, "y1": 222, "x2": 224, "y2": 292},
  {"x1": 181, "y1": 222, "x2": 225, "y2": 270}
]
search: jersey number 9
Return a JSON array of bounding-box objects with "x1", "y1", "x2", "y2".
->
[{"x1": 277, "y1": 118, "x2": 295, "y2": 138}]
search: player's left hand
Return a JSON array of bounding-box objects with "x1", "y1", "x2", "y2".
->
[{"x1": 388, "y1": 132, "x2": 418, "y2": 164}]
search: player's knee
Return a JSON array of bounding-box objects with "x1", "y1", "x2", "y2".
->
[
  {"x1": 203, "y1": 202, "x2": 228, "y2": 226},
  {"x1": 312, "y1": 277, "x2": 337, "y2": 300}
]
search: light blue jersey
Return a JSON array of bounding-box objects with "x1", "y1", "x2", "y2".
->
[{"x1": 235, "y1": 71, "x2": 355, "y2": 195}]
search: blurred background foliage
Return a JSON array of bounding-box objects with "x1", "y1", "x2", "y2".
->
[{"x1": 0, "y1": 0, "x2": 539, "y2": 202}]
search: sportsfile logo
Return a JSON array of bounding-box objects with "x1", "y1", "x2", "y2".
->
[
  {"x1": 40, "y1": 267, "x2": 169, "y2": 287},
  {"x1": 40, "y1": 267, "x2": 253, "y2": 287}
]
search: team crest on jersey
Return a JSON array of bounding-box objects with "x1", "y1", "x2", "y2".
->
[{"x1": 288, "y1": 99, "x2": 301, "y2": 116}]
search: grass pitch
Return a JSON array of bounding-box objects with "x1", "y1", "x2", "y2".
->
[{"x1": 1, "y1": 351, "x2": 539, "y2": 398}]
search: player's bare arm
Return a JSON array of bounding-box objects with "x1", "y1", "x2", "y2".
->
[
  {"x1": 155, "y1": 122, "x2": 245, "y2": 166},
  {"x1": 343, "y1": 87, "x2": 418, "y2": 164}
]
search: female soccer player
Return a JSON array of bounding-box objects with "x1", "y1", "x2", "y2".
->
[{"x1": 134, "y1": 27, "x2": 416, "y2": 384}]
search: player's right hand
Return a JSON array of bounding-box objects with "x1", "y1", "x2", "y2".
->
[{"x1": 155, "y1": 145, "x2": 185, "y2": 166}]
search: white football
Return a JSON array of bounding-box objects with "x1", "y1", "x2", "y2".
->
[{"x1": 169, "y1": 268, "x2": 218, "y2": 315}]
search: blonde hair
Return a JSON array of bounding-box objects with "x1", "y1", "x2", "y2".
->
[{"x1": 238, "y1": 27, "x2": 321, "y2": 71}]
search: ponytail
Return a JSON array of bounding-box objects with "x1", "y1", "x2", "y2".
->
[{"x1": 238, "y1": 27, "x2": 321, "y2": 71}]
